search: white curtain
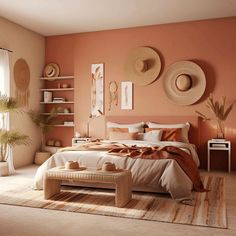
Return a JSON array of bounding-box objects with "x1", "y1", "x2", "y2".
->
[{"x1": 0, "y1": 49, "x2": 15, "y2": 174}]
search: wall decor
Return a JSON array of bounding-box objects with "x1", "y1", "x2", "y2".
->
[
  {"x1": 121, "y1": 81, "x2": 133, "y2": 110},
  {"x1": 124, "y1": 47, "x2": 161, "y2": 86},
  {"x1": 108, "y1": 81, "x2": 118, "y2": 110},
  {"x1": 43, "y1": 63, "x2": 60, "y2": 77},
  {"x1": 91, "y1": 63, "x2": 104, "y2": 117},
  {"x1": 13, "y1": 58, "x2": 30, "y2": 107},
  {"x1": 163, "y1": 60, "x2": 206, "y2": 106}
]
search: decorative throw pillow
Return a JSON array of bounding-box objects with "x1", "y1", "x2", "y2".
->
[
  {"x1": 106, "y1": 121, "x2": 145, "y2": 133},
  {"x1": 108, "y1": 131, "x2": 138, "y2": 140},
  {"x1": 108, "y1": 127, "x2": 129, "y2": 132},
  {"x1": 141, "y1": 129, "x2": 163, "y2": 142},
  {"x1": 146, "y1": 122, "x2": 190, "y2": 143},
  {"x1": 145, "y1": 128, "x2": 183, "y2": 142},
  {"x1": 107, "y1": 127, "x2": 129, "y2": 139}
]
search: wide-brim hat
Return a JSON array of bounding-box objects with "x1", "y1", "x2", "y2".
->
[
  {"x1": 124, "y1": 47, "x2": 161, "y2": 86},
  {"x1": 43, "y1": 63, "x2": 60, "y2": 77},
  {"x1": 163, "y1": 61, "x2": 206, "y2": 105}
]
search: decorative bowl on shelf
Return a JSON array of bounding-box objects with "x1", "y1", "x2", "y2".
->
[
  {"x1": 54, "y1": 140, "x2": 62, "y2": 147},
  {"x1": 46, "y1": 140, "x2": 54, "y2": 146},
  {"x1": 62, "y1": 83, "x2": 69, "y2": 88},
  {"x1": 63, "y1": 108, "x2": 70, "y2": 113}
]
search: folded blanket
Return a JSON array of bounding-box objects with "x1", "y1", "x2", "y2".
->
[{"x1": 108, "y1": 145, "x2": 206, "y2": 192}]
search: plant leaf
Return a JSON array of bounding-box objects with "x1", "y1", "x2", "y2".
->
[
  {"x1": 195, "y1": 111, "x2": 210, "y2": 120},
  {"x1": 0, "y1": 95, "x2": 21, "y2": 113},
  {"x1": 222, "y1": 100, "x2": 236, "y2": 120},
  {"x1": 0, "y1": 129, "x2": 30, "y2": 147},
  {"x1": 28, "y1": 109, "x2": 58, "y2": 134}
]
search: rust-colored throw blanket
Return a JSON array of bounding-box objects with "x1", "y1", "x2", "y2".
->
[{"x1": 108, "y1": 145, "x2": 206, "y2": 192}]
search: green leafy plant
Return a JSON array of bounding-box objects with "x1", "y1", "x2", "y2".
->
[
  {"x1": 28, "y1": 109, "x2": 58, "y2": 151},
  {"x1": 196, "y1": 93, "x2": 236, "y2": 138},
  {"x1": 0, "y1": 130, "x2": 30, "y2": 162},
  {"x1": 0, "y1": 95, "x2": 30, "y2": 162},
  {"x1": 0, "y1": 95, "x2": 20, "y2": 113}
]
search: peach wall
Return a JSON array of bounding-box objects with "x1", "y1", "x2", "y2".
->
[
  {"x1": 46, "y1": 17, "x2": 236, "y2": 170},
  {"x1": 0, "y1": 17, "x2": 45, "y2": 168}
]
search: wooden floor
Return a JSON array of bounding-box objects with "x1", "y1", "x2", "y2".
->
[{"x1": 0, "y1": 165, "x2": 235, "y2": 236}]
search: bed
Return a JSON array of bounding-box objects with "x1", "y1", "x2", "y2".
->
[{"x1": 33, "y1": 116, "x2": 201, "y2": 203}]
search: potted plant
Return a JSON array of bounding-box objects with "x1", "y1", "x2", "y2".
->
[
  {"x1": 0, "y1": 95, "x2": 30, "y2": 176},
  {"x1": 28, "y1": 109, "x2": 58, "y2": 165},
  {"x1": 196, "y1": 93, "x2": 235, "y2": 139}
]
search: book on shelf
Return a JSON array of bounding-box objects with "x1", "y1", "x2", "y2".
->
[
  {"x1": 64, "y1": 121, "x2": 74, "y2": 126},
  {"x1": 53, "y1": 98, "x2": 65, "y2": 103}
]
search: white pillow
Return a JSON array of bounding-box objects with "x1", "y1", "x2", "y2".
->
[
  {"x1": 140, "y1": 130, "x2": 163, "y2": 143},
  {"x1": 106, "y1": 121, "x2": 145, "y2": 133},
  {"x1": 146, "y1": 122, "x2": 190, "y2": 143}
]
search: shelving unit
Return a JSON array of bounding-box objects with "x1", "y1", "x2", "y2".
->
[
  {"x1": 40, "y1": 76, "x2": 74, "y2": 80},
  {"x1": 40, "y1": 75, "x2": 75, "y2": 147},
  {"x1": 42, "y1": 113, "x2": 74, "y2": 116},
  {"x1": 40, "y1": 88, "x2": 74, "y2": 91}
]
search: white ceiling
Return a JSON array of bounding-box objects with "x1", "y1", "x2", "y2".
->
[{"x1": 0, "y1": 0, "x2": 236, "y2": 36}]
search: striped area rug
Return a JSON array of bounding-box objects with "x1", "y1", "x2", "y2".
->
[{"x1": 0, "y1": 175, "x2": 226, "y2": 228}]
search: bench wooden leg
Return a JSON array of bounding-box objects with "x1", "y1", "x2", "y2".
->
[
  {"x1": 115, "y1": 174, "x2": 132, "y2": 207},
  {"x1": 44, "y1": 178, "x2": 61, "y2": 199}
]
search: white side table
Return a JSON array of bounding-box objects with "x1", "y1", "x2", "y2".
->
[{"x1": 207, "y1": 140, "x2": 231, "y2": 173}]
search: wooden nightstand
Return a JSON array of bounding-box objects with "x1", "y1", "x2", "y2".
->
[{"x1": 207, "y1": 140, "x2": 231, "y2": 173}]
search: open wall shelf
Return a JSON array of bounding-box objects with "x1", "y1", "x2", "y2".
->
[
  {"x1": 40, "y1": 88, "x2": 74, "y2": 91},
  {"x1": 40, "y1": 76, "x2": 74, "y2": 80},
  {"x1": 40, "y1": 74, "x2": 75, "y2": 147}
]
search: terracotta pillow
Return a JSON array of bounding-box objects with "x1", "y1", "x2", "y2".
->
[
  {"x1": 107, "y1": 128, "x2": 128, "y2": 139},
  {"x1": 108, "y1": 131, "x2": 138, "y2": 140},
  {"x1": 145, "y1": 128, "x2": 183, "y2": 142},
  {"x1": 108, "y1": 127, "x2": 129, "y2": 133}
]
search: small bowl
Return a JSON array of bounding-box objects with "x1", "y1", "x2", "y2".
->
[
  {"x1": 54, "y1": 140, "x2": 62, "y2": 147},
  {"x1": 46, "y1": 140, "x2": 54, "y2": 146},
  {"x1": 62, "y1": 83, "x2": 69, "y2": 88}
]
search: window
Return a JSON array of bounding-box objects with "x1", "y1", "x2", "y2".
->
[{"x1": 0, "y1": 50, "x2": 10, "y2": 96}]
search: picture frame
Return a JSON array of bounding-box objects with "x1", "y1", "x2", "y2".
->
[
  {"x1": 121, "y1": 81, "x2": 133, "y2": 110},
  {"x1": 91, "y1": 63, "x2": 104, "y2": 117}
]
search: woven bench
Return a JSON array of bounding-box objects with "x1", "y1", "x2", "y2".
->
[{"x1": 44, "y1": 167, "x2": 132, "y2": 207}]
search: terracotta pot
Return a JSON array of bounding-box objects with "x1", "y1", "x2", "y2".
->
[
  {"x1": 0, "y1": 162, "x2": 9, "y2": 176},
  {"x1": 34, "y1": 152, "x2": 51, "y2": 165}
]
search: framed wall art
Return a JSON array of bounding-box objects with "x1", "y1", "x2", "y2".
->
[
  {"x1": 91, "y1": 63, "x2": 104, "y2": 117},
  {"x1": 121, "y1": 81, "x2": 133, "y2": 110}
]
